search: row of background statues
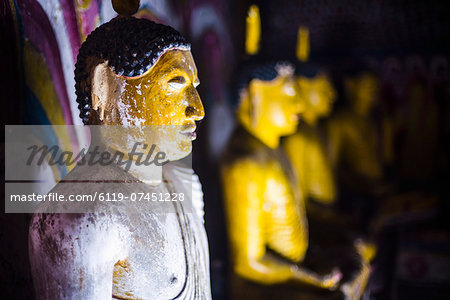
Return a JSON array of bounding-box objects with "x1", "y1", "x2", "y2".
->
[{"x1": 1, "y1": 0, "x2": 449, "y2": 299}]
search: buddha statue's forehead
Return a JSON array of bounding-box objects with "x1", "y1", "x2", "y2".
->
[
  {"x1": 250, "y1": 75, "x2": 284, "y2": 89},
  {"x1": 125, "y1": 49, "x2": 197, "y2": 84},
  {"x1": 249, "y1": 75, "x2": 295, "y2": 96}
]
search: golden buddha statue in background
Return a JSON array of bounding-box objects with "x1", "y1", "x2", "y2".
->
[
  {"x1": 221, "y1": 62, "x2": 376, "y2": 299},
  {"x1": 282, "y1": 68, "x2": 337, "y2": 207},
  {"x1": 221, "y1": 62, "x2": 342, "y2": 291},
  {"x1": 285, "y1": 67, "x2": 377, "y2": 299},
  {"x1": 327, "y1": 69, "x2": 382, "y2": 187},
  {"x1": 29, "y1": 13, "x2": 211, "y2": 299}
]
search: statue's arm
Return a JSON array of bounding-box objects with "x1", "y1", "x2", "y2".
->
[
  {"x1": 306, "y1": 136, "x2": 336, "y2": 204},
  {"x1": 222, "y1": 159, "x2": 340, "y2": 288},
  {"x1": 29, "y1": 213, "x2": 128, "y2": 300},
  {"x1": 283, "y1": 132, "x2": 336, "y2": 205},
  {"x1": 282, "y1": 132, "x2": 306, "y2": 191}
]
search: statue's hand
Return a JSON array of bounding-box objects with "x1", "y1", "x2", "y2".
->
[
  {"x1": 354, "y1": 239, "x2": 377, "y2": 263},
  {"x1": 291, "y1": 265, "x2": 342, "y2": 290},
  {"x1": 320, "y1": 268, "x2": 342, "y2": 290}
]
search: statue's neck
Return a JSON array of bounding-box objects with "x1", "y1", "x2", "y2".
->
[
  {"x1": 123, "y1": 159, "x2": 163, "y2": 185},
  {"x1": 89, "y1": 128, "x2": 163, "y2": 185},
  {"x1": 239, "y1": 118, "x2": 280, "y2": 149},
  {"x1": 302, "y1": 110, "x2": 319, "y2": 127},
  {"x1": 108, "y1": 144, "x2": 163, "y2": 185}
]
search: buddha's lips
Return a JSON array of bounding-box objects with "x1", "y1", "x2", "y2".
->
[{"x1": 179, "y1": 125, "x2": 197, "y2": 140}]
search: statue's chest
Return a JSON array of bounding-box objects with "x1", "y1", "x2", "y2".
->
[
  {"x1": 263, "y1": 159, "x2": 299, "y2": 204},
  {"x1": 106, "y1": 166, "x2": 209, "y2": 299},
  {"x1": 112, "y1": 210, "x2": 188, "y2": 299}
]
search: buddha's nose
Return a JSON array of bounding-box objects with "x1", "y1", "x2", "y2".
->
[{"x1": 186, "y1": 87, "x2": 205, "y2": 121}]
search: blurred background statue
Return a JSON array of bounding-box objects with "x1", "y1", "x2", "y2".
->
[
  {"x1": 282, "y1": 64, "x2": 377, "y2": 299},
  {"x1": 327, "y1": 68, "x2": 382, "y2": 185},
  {"x1": 325, "y1": 67, "x2": 384, "y2": 229},
  {"x1": 221, "y1": 61, "x2": 344, "y2": 297},
  {"x1": 283, "y1": 66, "x2": 337, "y2": 208}
]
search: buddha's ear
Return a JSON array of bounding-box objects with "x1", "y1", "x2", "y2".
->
[
  {"x1": 247, "y1": 82, "x2": 262, "y2": 126},
  {"x1": 91, "y1": 62, "x2": 114, "y2": 123},
  {"x1": 237, "y1": 87, "x2": 256, "y2": 127}
]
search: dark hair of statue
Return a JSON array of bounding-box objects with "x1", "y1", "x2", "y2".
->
[
  {"x1": 74, "y1": 17, "x2": 190, "y2": 124},
  {"x1": 295, "y1": 63, "x2": 322, "y2": 79}
]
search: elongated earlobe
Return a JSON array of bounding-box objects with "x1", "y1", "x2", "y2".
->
[
  {"x1": 91, "y1": 62, "x2": 113, "y2": 123},
  {"x1": 237, "y1": 88, "x2": 255, "y2": 127}
]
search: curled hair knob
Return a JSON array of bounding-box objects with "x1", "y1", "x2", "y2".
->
[{"x1": 112, "y1": 0, "x2": 140, "y2": 16}]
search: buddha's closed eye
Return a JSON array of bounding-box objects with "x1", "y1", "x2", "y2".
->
[{"x1": 168, "y1": 76, "x2": 186, "y2": 89}]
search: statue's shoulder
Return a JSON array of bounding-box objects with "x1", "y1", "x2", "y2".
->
[
  {"x1": 29, "y1": 211, "x2": 130, "y2": 267},
  {"x1": 58, "y1": 161, "x2": 134, "y2": 183},
  {"x1": 284, "y1": 126, "x2": 317, "y2": 146}
]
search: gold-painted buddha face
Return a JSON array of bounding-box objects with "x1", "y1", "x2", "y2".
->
[
  {"x1": 237, "y1": 64, "x2": 304, "y2": 148},
  {"x1": 297, "y1": 73, "x2": 336, "y2": 124},
  {"x1": 251, "y1": 75, "x2": 302, "y2": 134},
  {"x1": 90, "y1": 49, "x2": 203, "y2": 161},
  {"x1": 75, "y1": 18, "x2": 204, "y2": 161},
  {"x1": 114, "y1": 49, "x2": 202, "y2": 127}
]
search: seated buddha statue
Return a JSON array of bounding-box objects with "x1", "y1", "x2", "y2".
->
[
  {"x1": 282, "y1": 66, "x2": 337, "y2": 207},
  {"x1": 326, "y1": 67, "x2": 384, "y2": 228},
  {"x1": 283, "y1": 66, "x2": 377, "y2": 298},
  {"x1": 221, "y1": 61, "x2": 343, "y2": 292},
  {"x1": 29, "y1": 13, "x2": 211, "y2": 299},
  {"x1": 326, "y1": 68, "x2": 383, "y2": 189},
  {"x1": 221, "y1": 62, "x2": 376, "y2": 299}
]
